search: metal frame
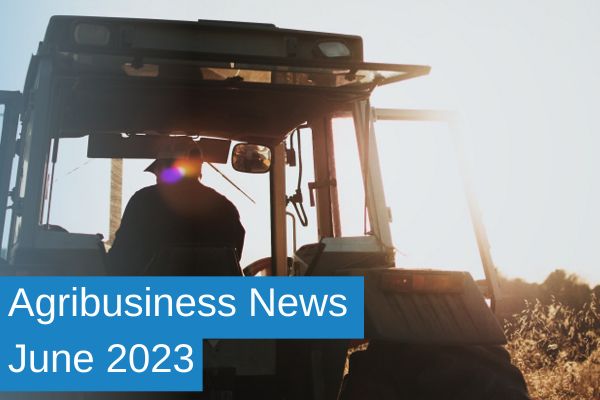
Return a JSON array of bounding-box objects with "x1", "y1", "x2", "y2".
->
[
  {"x1": 9, "y1": 58, "x2": 55, "y2": 252},
  {"x1": 0, "y1": 91, "x2": 23, "y2": 252},
  {"x1": 352, "y1": 101, "x2": 394, "y2": 250},
  {"x1": 270, "y1": 143, "x2": 288, "y2": 276},
  {"x1": 371, "y1": 108, "x2": 502, "y2": 308},
  {"x1": 311, "y1": 117, "x2": 335, "y2": 239},
  {"x1": 325, "y1": 119, "x2": 342, "y2": 238}
]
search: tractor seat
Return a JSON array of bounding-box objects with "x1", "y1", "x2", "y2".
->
[{"x1": 144, "y1": 244, "x2": 242, "y2": 276}]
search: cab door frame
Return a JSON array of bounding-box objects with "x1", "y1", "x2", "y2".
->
[{"x1": 370, "y1": 107, "x2": 502, "y2": 309}]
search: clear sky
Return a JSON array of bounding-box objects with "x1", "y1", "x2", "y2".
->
[{"x1": 1, "y1": 0, "x2": 599, "y2": 285}]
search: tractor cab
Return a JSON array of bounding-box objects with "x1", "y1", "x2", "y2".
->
[
  {"x1": 0, "y1": 16, "x2": 509, "y2": 399},
  {"x1": 0, "y1": 16, "x2": 428, "y2": 274}
]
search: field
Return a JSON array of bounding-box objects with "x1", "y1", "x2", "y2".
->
[{"x1": 506, "y1": 295, "x2": 600, "y2": 400}]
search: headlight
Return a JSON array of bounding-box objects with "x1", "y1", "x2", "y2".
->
[
  {"x1": 317, "y1": 41, "x2": 351, "y2": 58},
  {"x1": 74, "y1": 23, "x2": 110, "y2": 46}
]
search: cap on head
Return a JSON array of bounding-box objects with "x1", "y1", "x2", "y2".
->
[
  {"x1": 145, "y1": 146, "x2": 204, "y2": 183},
  {"x1": 144, "y1": 158, "x2": 176, "y2": 175}
]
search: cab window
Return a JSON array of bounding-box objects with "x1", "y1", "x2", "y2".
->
[
  {"x1": 331, "y1": 117, "x2": 370, "y2": 237},
  {"x1": 41, "y1": 135, "x2": 272, "y2": 268},
  {"x1": 374, "y1": 120, "x2": 484, "y2": 279}
]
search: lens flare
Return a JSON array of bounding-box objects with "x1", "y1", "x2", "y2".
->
[{"x1": 159, "y1": 166, "x2": 184, "y2": 184}]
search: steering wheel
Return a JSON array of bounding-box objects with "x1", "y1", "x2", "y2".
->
[
  {"x1": 243, "y1": 257, "x2": 294, "y2": 276},
  {"x1": 243, "y1": 257, "x2": 273, "y2": 276}
]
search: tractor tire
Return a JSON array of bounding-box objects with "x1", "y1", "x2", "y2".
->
[{"x1": 338, "y1": 341, "x2": 530, "y2": 400}]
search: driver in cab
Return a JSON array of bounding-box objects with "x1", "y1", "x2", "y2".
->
[{"x1": 106, "y1": 148, "x2": 245, "y2": 275}]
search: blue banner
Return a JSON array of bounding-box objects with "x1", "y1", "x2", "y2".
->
[{"x1": 0, "y1": 276, "x2": 363, "y2": 392}]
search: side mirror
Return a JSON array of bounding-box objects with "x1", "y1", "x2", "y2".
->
[{"x1": 231, "y1": 144, "x2": 272, "y2": 173}]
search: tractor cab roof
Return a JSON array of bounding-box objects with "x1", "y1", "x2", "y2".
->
[{"x1": 32, "y1": 16, "x2": 430, "y2": 144}]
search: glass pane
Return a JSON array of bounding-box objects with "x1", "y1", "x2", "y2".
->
[
  {"x1": 45, "y1": 137, "x2": 111, "y2": 237},
  {"x1": 198, "y1": 65, "x2": 407, "y2": 88},
  {"x1": 374, "y1": 120, "x2": 484, "y2": 279},
  {"x1": 77, "y1": 53, "x2": 412, "y2": 89},
  {"x1": 124, "y1": 61, "x2": 409, "y2": 88},
  {"x1": 122, "y1": 152, "x2": 272, "y2": 268},
  {"x1": 332, "y1": 117, "x2": 368, "y2": 236},
  {"x1": 44, "y1": 135, "x2": 272, "y2": 269},
  {"x1": 202, "y1": 157, "x2": 271, "y2": 268}
]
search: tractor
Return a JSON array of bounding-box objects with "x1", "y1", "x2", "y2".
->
[{"x1": 0, "y1": 16, "x2": 529, "y2": 399}]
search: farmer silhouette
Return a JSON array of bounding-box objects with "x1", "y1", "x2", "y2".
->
[{"x1": 106, "y1": 148, "x2": 245, "y2": 275}]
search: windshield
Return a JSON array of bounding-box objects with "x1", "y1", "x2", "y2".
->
[
  {"x1": 374, "y1": 120, "x2": 485, "y2": 279},
  {"x1": 42, "y1": 136, "x2": 271, "y2": 267}
]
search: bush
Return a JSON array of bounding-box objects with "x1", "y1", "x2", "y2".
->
[{"x1": 505, "y1": 295, "x2": 600, "y2": 399}]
